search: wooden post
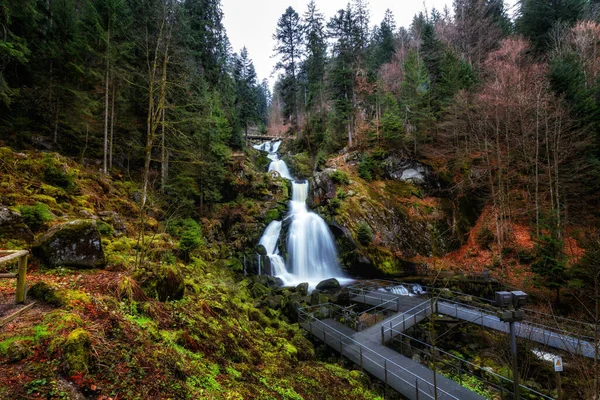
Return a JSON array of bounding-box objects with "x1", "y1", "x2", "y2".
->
[
  {"x1": 557, "y1": 371, "x2": 563, "y2": 400},
  {"x1": 15, "y1": 254, "x2": 27, "y2": 304}
]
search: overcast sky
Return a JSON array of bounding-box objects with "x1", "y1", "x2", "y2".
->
[{"x1": 222, "y1": 0, "x2": 519, "y2": 88}]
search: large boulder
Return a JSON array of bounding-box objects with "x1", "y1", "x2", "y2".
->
[
  {"x1": 0, "y1": 207, "x2": 34, "y2": 243},
  {"x1": 33, "y1": 220, "x2": 106, "y2": 269},
  {"x1": 316, "y1": 278, "x2": 341, "y2": 292},
  {"x1": 383, "y1": 156, "x2": 441, "y2": 190}
]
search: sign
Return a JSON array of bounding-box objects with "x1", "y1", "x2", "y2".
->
[{"x1": 554, "y1": 357, "x2": 563, "y2": 372}]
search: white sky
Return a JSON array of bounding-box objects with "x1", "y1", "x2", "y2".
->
[{"x1": 222, "y1": 0, "x2": 519, "y2": 88}]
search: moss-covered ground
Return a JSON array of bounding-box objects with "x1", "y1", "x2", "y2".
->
[{"x1": 0, "y1": 147, "x2": 386, "y2": 400}]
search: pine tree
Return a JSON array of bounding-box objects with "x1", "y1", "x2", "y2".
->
[
  {"x1": 303, "y1": 1, "x2": 327, "y2": 111},
  {"x1": 517, "y1": 0, "x2": 586, "y2": 52},
  {"x1": 273, "y1": 6, "x2": 303, "y2": 134},
  {"x1": 401, "y1": 50, "x2": 433, "y2": 154}
]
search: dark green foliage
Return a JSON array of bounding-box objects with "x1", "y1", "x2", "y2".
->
[
  {"x1": 358, "y1": 156, "x2": 375, "y2": 181},
  {"x1": 357, "y1": 222, "x2": 373, "y2": 245},
  {"x1": 358, "y1": 151, "x2": 385, "y2": 181},
  {"x1": 168, "y1": 218, "x2": 203, "y2": 254},
  {"x1": 517, "y1": 0, "x2": 586, "y2": 52},
  {"x1": 381, "y1": 93, "x2": 403, "y2": 146},
  {"x1": 274, "y1": 7, "x2": 304, "y2": 130},
  {"x1": 330, "y1": 170, "x2": 349, "y2": 185},
  {"x1": 531, "y1": 234, "x2": 568, "y2": 302},
  {"x1": 18, "y1": 203, "x2": 54, "y2": 231}
]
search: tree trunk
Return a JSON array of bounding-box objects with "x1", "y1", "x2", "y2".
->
[
  {"x1": 103, "y1": 19, "x2": 111, "y2": 175},
  {"x1": 109, "y1": 81, "x2": 116, "y2": 170}
]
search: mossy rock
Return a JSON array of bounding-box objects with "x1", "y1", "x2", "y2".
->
[
  {"x1": 27, "y1": 281, "x2": 66, "y2": 307},
  {"x1": 32, "y1": 219, "x2": 106, "y2": 269},
  {"x1": 64, "y1": 328, "x2": 91, "y2": 375},
  {"x1": 250, "y1": 282, "x2": 271, "y2": 298},
  {"x1": 3, "y1": 339, "x2": 33, "y2": 362}
]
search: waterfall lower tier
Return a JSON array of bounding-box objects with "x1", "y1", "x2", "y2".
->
[{"x1": 286, "y1": 181, "x2": 344, "y2": 283}]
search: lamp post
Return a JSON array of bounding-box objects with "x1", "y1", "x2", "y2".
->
[{"x1": 495, "y1": 291, "x2": 528, "y2": 400}]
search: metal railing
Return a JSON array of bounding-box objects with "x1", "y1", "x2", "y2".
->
[
  {"x1": 385, "y1": 327, "x2": 554, "y2": 400},
  {"x1": 299, "y1": 304, "x2": 462, "y2": 400}
]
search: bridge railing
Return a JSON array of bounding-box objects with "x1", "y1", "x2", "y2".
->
[
  {"x1": 385, "y1": 326, "x2": 554, "y2": 400},
  {"x1": 349, "y1": 286, "x2": 407, "y2": 331},
  {"x1": 299, "y1": 304, "x2": 462, "y2": 400}
]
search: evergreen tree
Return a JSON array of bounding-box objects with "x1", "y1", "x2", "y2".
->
[
  {"x1": 233, "y1": 47, "x2": 259, "y2": 140},
  {"x1": 303, "y1": 1, "x2": 327, "y2": 111},
  {"x1": 401, "y1": 50, "x2": 433, "y2": 154},
  {"x1": 273, "y1": 6, "x2": 303, "y2": 133},
  {"x1": 371, "y1": 9, "x2": 396, "y2": 71},
  {"x1": 517, "y1": 0, "x2": 586, "y2": 52}
]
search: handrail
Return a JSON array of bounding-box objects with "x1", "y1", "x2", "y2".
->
[
  {"x1": 387, "y1": 327, "x2": 554, "y2": 400},
  {"x1": 0, "y1": 250, "x2": 28, "y2": 304},
  {"x1": 439, "y1": 299, "x2": 597, "y2": 342},
  {"x1": 299, "y1": 306, "x2": 461, "y2": 400},
  {"x1": 384, "y1": 300, "x2": 431, "y2": 330}
]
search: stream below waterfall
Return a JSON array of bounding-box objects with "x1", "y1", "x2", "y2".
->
[{"x1": 253, "y1": 141, "x2": 351, "y2": 290}]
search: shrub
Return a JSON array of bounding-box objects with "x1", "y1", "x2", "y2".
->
[
  {"x1": 330, "y1": 170, "x2": 350, "y2": 185},
  {"x1": 329, "y1": 197, "x2": 342, "y2": 214},
  {"x1": 357, "y1": 222, "x2": 373, "y2": 245},
  {"x1": 168, "y1": 218, "x2": 203, "y2": 254},
  {"x1": 18, "y1": 203, "x2": 54, "y2": 230},
  {"x1": 475, "y1": 226, "x2": 495, "y2": 249}
]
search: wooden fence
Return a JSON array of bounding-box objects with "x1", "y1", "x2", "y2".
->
[{"x1": 0, "y1": 250, "x2": 28, "y2": 303}]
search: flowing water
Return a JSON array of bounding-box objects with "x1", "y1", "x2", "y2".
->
[{"x1": 254, "y1": 141, "x2": 349, "y2": 289}]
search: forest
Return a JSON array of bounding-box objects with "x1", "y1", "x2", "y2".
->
[{"x1": 1, "y1": 0, "x2": 600, "y2": 398}]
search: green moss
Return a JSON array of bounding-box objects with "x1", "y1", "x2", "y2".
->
[
  {"x1": 264, "y1": 208, "x2": 281, "y2": 224},
  {"x1": 97, "y1": 221, "x2": 114, "y2": 237},
  {"x1": 63, "y1": 328, "x2": 91, "y2": 374},
  {"x1": 18, "y1": 203, "x2": 54, "y2": 231},
  {"x1": 27, "y1": 281, "x2": 66, "y2": 307}
]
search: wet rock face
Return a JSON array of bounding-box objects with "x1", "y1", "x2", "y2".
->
[
  {"x1": 0, "y1": 207, "x2": 34, "y2": 243},
  {"x1": 33, "y1": 220, "x2": 106, "y2": 269},
  {"x1": 383, "y1": 156, "x2": 441, "y2": 191},
  {"x1": 311, "y1": 168, "x2": 338, "y2": 206}
]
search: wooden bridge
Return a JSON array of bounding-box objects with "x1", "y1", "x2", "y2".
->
[{"x1": 246, "y1": 134, "x2": 294, "y2": 141}]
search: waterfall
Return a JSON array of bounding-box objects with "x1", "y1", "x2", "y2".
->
[
  {"x1": 254, "y1": 140, "x2": 349, "y2": 289},
  {"x1": 287, "y1": 181, "x2": 344, "y2": 282}
]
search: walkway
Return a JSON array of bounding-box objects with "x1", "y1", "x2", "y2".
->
[
  {"x1": 352, "y1": 290, "x2": 598, "y2": 359},
  {"x1": 300, "y1": 305, "x2": 485, "y2": 400}
]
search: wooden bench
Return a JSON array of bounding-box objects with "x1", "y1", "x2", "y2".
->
[{"x1": 0, "y1": 250, "x2": 29, "y2": 304}]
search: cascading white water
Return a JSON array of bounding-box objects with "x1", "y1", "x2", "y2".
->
[
  {"x1": 268, "y1": 158, "x2": 293, "y2": 180},
  {"x1": 254, "y1": 140, "x2": 349, "y2": 289},
  {"x1": 286, "y1": 181, "x2": 344, "y2": 282}
]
